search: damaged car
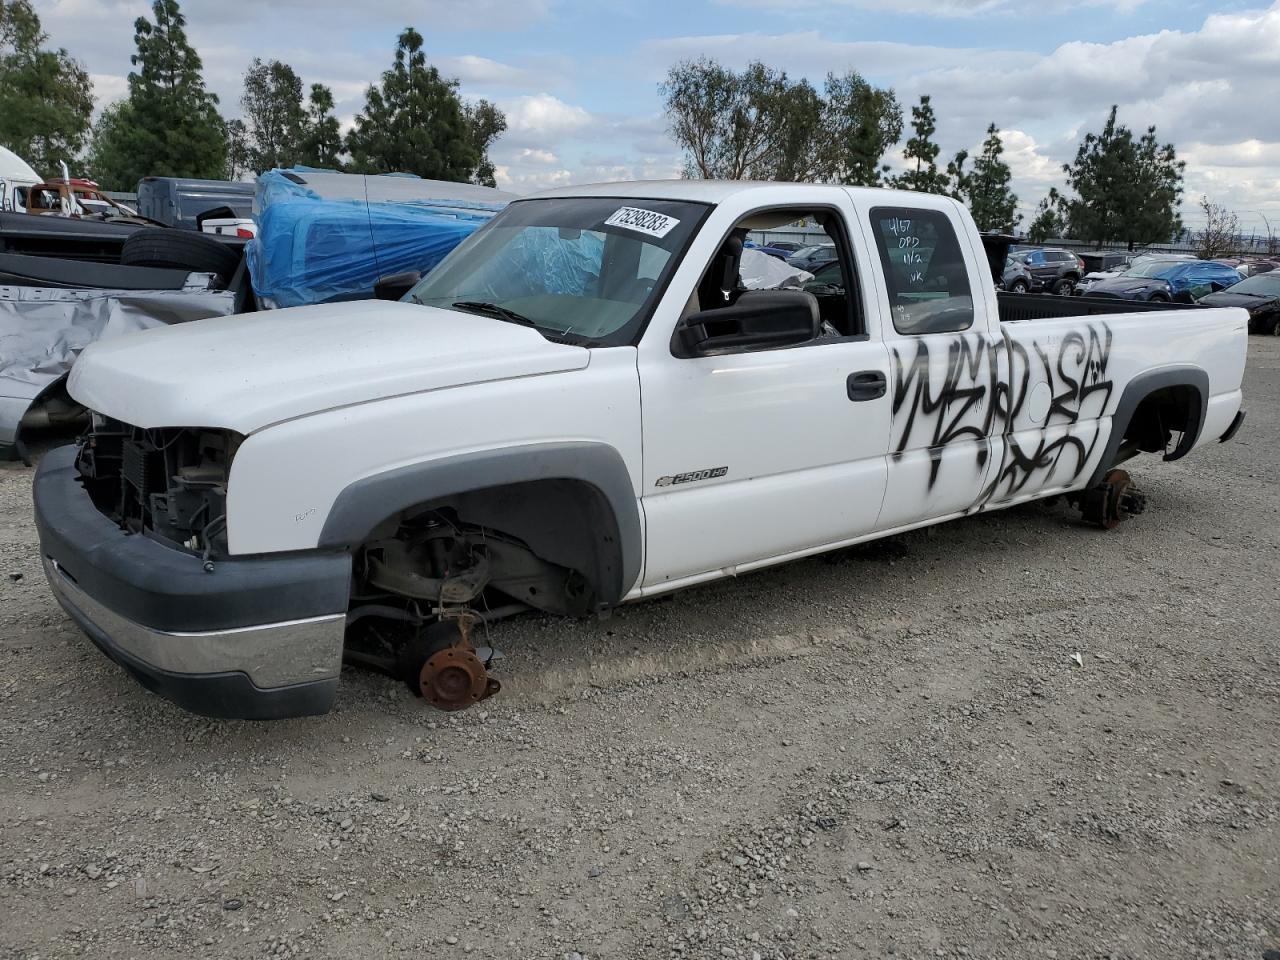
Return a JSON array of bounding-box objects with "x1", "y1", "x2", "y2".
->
[
  {"x1": 1087, "y1": 258, "x2": 1242, "y2": 303},
  {"x1": 33, "y1": 181, "x2": 1248, "y2": 721},
  {"x1": 1200, "y1": 270, "x2": 1280, "y2": 334}
]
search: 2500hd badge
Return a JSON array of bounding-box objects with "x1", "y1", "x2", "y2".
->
[{"x1": 655, "y1": 466, "x2": 729, "y2": 488}]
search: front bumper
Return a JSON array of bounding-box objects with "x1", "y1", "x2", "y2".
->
[{"x1": 34, "y1": 445, "x2": 352, "y2": 719}]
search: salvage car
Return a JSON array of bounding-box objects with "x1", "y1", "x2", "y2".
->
[
  {"x1": 33, "y1": 181, "x2": 1248, "y2": 720},
  {"x1": 135, "y1": 176, "x2": 255, "y2": 231},
  {"x1": 1014, "y1": 247, "x2": 1086, "y2": 296},
  {"x1": 1000, "y1": 255, "x2": 1038, "y2": 293},
  {"x1": 1199, "y1": 270, "x2": 1280, "y2": 334},
  {"x1": 1215, "y1": 258, "x2": 1279, "y2": 279},
  {"x1": 786, "y1": 243, "x2": 838, "y2": 272},
  {"x1": 763, "y1": 240, "x2": 804, "y2": 254},
  {"x1": 1088, "y1": 258, "x2": 1242, "y2": 302}
]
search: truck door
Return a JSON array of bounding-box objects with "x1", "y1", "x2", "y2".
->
[
  {"x1": 638, "y1": 200, "x2": 892, "y2": 589},
  {"x1": 864, "y1": 202, "x2": 1005, "y2": 529}
]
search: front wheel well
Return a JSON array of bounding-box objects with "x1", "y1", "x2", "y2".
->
[{"x1": 357, "y1": 478, "x2": 628, "y2": 616}]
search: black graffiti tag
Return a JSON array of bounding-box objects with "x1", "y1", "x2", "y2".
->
[{"x1": 890, "y1": 321, "x2": 1116, "y2": 502}]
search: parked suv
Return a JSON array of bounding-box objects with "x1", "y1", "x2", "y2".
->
[
  {"x1": 1001, "y1": 255, "x2": 1038, "y2": 293},
  {"x1": 1017, "y1": 248, "x2": 1086, "y2": 295}
]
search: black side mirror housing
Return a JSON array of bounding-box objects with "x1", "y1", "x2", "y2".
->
[
  {"x1": 195, "y1": 205, "x2": 239, "y2": 230},
  {"x1": 374, "y1": 270, "x2": 422, "y2": 301},
  {"x1": 675, "y1": 290, "x2": 821, "y2": 356}
]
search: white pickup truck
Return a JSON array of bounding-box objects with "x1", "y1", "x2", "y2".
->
[{"x1": 33, "y1": 181, "x2": 1248, "y2": 719}]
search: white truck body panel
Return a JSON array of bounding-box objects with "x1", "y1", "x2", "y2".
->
[{"x1": 225, "y1": 348, "x2": 642, "y2": 556}]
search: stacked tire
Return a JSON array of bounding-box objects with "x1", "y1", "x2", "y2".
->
[{"x1": 120, "y1": 229, "x2": 241, "y2": 286}]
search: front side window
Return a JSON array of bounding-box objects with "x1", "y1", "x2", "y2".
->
[
  {"x1": 869, "y1": 206, "x2": 974, "y2": 335},
  {"x1": 405, "y1": 196, "x2": 707, "y2": 346}
]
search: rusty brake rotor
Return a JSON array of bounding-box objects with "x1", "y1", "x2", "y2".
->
[{"x1": 418, "y1": 632, "x2": 501, "y2": 711}]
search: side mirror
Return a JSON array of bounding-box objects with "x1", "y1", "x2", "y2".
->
[
  {"x1": 675, "y1": 290, "x2": 821, "y2": 356},
  {"x1": 374, "y1": 270, "x2": 421, "y2": 301}
]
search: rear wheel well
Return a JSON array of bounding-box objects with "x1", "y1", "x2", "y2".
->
[{"x1": 1119, "y1": 384, "x2": 1203, "y2": 460}]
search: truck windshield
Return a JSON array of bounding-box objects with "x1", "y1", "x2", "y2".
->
[{"x1": 405, "y1": 196, "x2": 708, "y2": 345}]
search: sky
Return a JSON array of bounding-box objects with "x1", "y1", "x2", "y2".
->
[{"x1": 29, "y1": 0, "x2": 1280, "y2": 237}]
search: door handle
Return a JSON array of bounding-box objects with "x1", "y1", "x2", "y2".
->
[{"x1": 847, "y1": 370, "x2": 887, "y2": 402}]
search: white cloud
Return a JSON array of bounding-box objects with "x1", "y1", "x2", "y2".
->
[
  {"x1": 500, "y1": 93, "x2": 595, "y2": 144},
  {"x1": 438, "y1": 54, "x2": 569, "y2": 91},
  {"x1": 645, "y1": 31, "x2": 1034, "y2": 82},
  {"x1": 493, "y1": 165, "x2": 574, "y2": 192},
  {"x1": 515, "y1": 148, "x2": 560, "y2": 165},
  {"x1": 713, "y1": 0, "x2": 1149, "y2": 14}
]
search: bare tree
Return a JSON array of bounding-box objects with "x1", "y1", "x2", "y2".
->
[
  {"x1": 1196, "y1": 196, "x2": 1239, "y2": 260},
  {"x1": 1261, "y1": 211, "x2": 1278, "y2": 257}
]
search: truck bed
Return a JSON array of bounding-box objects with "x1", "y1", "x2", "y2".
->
[
  {"x1": 0, "y1": 211, "x2": 144, "y2": 263},
  {"x1": 997, "y1": 291, "x2": 1201, "y2": 324}
]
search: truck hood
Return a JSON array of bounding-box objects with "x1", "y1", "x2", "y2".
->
[{"x1": 68, "y1": 300, "x2": 590, "y2": 434}]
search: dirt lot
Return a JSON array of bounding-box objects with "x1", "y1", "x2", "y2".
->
[{"x1": 1, "y1": 338, "x2": 1277, "y2": 960}]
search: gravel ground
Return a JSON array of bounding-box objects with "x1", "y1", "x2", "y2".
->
[{"x1": 1, "y1": 337, "x2": 1277, "y2": 960}]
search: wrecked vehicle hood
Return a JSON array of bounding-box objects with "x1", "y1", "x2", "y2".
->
[
  {"x1": 1090, "y1": 276, "x2": 1169, "y2": 298},
  {"x1": 68, "y1": 300, "x2": 590, "y2": 434},
  {"x1": 1200, "y1": 289, "x2": 1280, "y2": 314}
]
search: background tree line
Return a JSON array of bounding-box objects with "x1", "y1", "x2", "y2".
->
[
  {"x1": 661, "y1": 58, "x2": 1191, "y2": 247},
  {"x1": 0, "y1": 0, "x2": 505, "y2": 190},
  {"x1": 661, "y1": 59, "x2": 1021, "y2": 233}
]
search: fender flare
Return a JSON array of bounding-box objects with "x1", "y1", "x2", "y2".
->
[
  {"x1": 317, "y1": 441, "x2": 642, "y2": 605},
  {"x1": 1088, "y1": 365, "x2": 1209, "y2": 488}
]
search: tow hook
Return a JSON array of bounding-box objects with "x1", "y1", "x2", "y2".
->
[
  {"x1": 1080, "y1": 468, "x2": 1148, "y2": 529},
  {"x1": 417, "y1": 614, "x2": 502, "y2": 711}
]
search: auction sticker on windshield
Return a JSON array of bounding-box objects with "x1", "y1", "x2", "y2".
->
[{"x1": 603, "y1": 207, "x2": 681, "y2": 239}]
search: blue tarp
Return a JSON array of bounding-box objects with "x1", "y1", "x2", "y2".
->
[
  {"x1": 457, "y1": 227, "x2": 605, "y2": 302},
  {"x1": 245, "y1": 170, "x2": 510, "y2": 309}
]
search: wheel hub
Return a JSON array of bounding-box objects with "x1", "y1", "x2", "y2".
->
[
  {"x1": 1081, "y1": 468, "x2": 1146, "y2": 529},
  {"x1": 419, "y1": 643, "x2": 501, "y2": 711}
]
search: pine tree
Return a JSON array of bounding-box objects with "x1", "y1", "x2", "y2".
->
[
  {"x1": 298, "y1": 84, "x2": 344, "y2": 170},
  {"x1": 346, "y1": 27, "x2": 504, "y2": 184},
  {"x1": 890, "y1": 95, "x2": 949, "y2": 195},
  {"x1": 1059, "y1": 106, "x2": 1184, "y2": 249},
  {"x1": 1027, "y1": 188, "x2": 1067, "y2": 243},
  {"x1": 951, "y1": 124, "x2": 1020, "y2": 232},
  {"x1": 86, "y1": 0, "x2": 227, "y2": 189},
  {"x1": 0, "y1": 0, "x2": 94, "y2": 176}
]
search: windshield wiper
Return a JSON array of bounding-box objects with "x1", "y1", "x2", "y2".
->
[{"x1": 451, "y1": 301, "x2": 539, "y2": 328}]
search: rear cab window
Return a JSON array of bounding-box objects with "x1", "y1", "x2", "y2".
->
[{"x1": 868, "y1": 206, "x2": 974, "y2": 335}]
